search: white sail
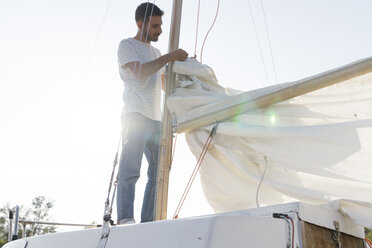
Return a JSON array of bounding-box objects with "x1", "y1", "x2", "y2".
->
[{"x1": 168, "y1": 58, "x2": 372, "y2": 227}]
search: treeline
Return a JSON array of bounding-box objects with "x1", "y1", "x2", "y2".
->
[{"x1": 0, "y1": 196, "x2": 56, "y2": 247}]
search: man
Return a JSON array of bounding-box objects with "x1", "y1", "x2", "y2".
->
[{"x1": 116, "y1": 2, "x2": 188, "y2": 224}]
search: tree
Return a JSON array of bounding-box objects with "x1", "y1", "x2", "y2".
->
[
  {"x1": 0, "y1": 204, "x2": 11, "y2": 248},
  {"x1": 26, "y1": 196, "x2": 56, "y2": 237},
  {"x1": 366, "y1": 228, "x2": 372, "y2": 242},
  {"x1": 0, "y1": 196, "x2": 56, "y2": 247}
]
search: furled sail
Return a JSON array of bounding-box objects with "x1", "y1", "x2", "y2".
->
[{"x1": 167, "y1": 58, "x2": 372, "y2": 227}]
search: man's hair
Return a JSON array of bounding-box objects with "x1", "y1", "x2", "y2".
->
[{"x1": 135, "y1": 2, "x2": 164, "y2": 23}]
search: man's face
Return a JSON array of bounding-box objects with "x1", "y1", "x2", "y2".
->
[{"x1": 142, "y1": 16, "x2": 162, "y2": 42}]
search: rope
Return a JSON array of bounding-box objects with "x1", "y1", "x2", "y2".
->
[
  {"x1": 144, "y1": 1, "x2": 156, "y2": 45},
  {"x1": 134, "y1": 0, "x2": 156, "y2": 80},
  {"x1": 332, "y1": 221, "x2": 342, "y2": 248},
  {"x1": 200, "y1": 0, "x2": 220, "y2": 63},
  {"x1": 133, "y1": 0, "x2": 150, "y2": 76},
  {"x1": 193, "y1": 0, "x2": 201, "y2": 57},
  {"x1": 171, "y1": 133, "x2": 178, "y2": 164},
  {"x1": 260, "y1": 0, "x2": 278, "y2": 84},
  {"x1": 255, "y1": 155, "x2": 267, "y2": 207},
  {"x1": 274, "y1": 213, "x2": 294, "y2": 248},
  {"x1": 283, "y1": 218, "x2": 291, "y2": 247},
  {"x1": 366, "y1": 238, "x2": 372, "y2": 248},
  {"x1": 288, "y1": 216, "x2": 295, "y2": 248},
  {"x1": 173, "y1": 124, "x2": 218, "y2": 219}
]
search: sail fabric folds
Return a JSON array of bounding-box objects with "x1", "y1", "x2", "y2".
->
[{"x1": 168, "y1": 59, "x2": 372, "y2": 227}]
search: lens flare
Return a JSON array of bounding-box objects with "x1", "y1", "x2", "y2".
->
[
  {"x1": 265, "y1": 109, "x2": 278, "y2": 126},
  {"x1": 270, "y1": 115, "x2": 276, "y2": 125}
]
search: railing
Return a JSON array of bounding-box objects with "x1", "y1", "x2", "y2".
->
[{"x1": 8, "y1": 207, "x2": 101, "y2": 241}]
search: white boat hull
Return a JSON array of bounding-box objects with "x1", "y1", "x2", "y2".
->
[{"x1": 4, "y1": 202, "x2": 365, "y2": 248}]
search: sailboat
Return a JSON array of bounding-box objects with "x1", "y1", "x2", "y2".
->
[{"x1": 4, "y1": 0, "x2": 372, "y2": 247}]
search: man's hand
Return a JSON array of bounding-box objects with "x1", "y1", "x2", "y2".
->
[
  {"x1": 168, "y1": 49, "x2": 188, "y2": 61},
  {"x1": 124, "y1": 49, "x2": 188, "y2": 80}
]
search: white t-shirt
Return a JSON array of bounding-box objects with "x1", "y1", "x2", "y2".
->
[{"x1": 117, "y1": 38, "x2": 164, "y2": 121}]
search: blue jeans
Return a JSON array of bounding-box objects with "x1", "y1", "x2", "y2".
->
[{"x1": 117, "y1": 113, "x2": 161, "y2": 223}]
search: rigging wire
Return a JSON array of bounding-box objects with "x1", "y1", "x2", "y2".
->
[
  {"x1": 170, "y1": 133, "x2": 178, "y2": 164},
  {"x1": 134, "y1": 0, "x2": 156, "y2": 80},
  {"x1": 200, "y1": 0, "x2": 220, "y2": 63},
  {"x1": 255, "y1": 155, "x2": 267, "y2": 207},
  {"x1": 247, "y1": 0, "x2": 270, "y2": 84},
  {"x1": 260, "y1": 0, "x2": 278, "y2": 84},
  {"x1": 102, "y1": 135, "x2": 122, "y2": 224},
  {"x1": 82, "y1": 0, "x2": 113, "y2": 88},
  {"x1": 132, "y1": 0, "x2": 150, "y2": 78},
  {"x1": 173, "y1": 124, "x2": 219, "y2": 219},
  {"x1": 193, "y1": 0, "x2": 201, "y2": 57},
  {"x1": 249, "y1": 0, "x2": 278, "y2": 208}
]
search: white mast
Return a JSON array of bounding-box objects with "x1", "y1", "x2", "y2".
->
[{"x1": 155, "y1": 0, "x2": 183, "y2": 221}]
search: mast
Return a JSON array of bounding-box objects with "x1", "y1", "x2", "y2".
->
[{"x1": 155, "y1": 0, "x2": 183, "y2": 221}]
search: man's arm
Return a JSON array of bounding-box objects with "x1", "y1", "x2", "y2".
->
[{"x1": 123, "y1": 49, "x2": 188, "y2": 80}]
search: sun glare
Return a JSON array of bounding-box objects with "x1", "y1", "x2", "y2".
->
[{"x1": 270, "y1": 115, "x2": 276, "y2": 125}]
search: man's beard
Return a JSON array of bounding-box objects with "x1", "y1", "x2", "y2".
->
[{"x1": 149, "y1": 33, "x2": 160, "y2": 42}]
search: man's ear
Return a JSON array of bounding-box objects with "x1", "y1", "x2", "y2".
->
[{"x1": 136, "y1": 21, "x2": 143, "y2": 30}]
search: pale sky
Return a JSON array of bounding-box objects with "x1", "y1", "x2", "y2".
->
[{"x1": 1, "y1": 0, "x2": 372, "y2": 231}]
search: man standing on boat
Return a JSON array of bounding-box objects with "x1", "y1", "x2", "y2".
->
[{"x1": 116, "y1": 2, "x2": 188, "y2": 224}]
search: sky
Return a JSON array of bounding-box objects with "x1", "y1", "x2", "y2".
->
[{"x1": 1, "y1": 0, "x2": 372, "y2": 231}]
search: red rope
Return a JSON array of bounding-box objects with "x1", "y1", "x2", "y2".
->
[
  {"x1": 366, "y1": 238, "x2": 372, "y2": 248},
  {"x1": 173, "y1": 125, "x2": 218, "y2": 219}
]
